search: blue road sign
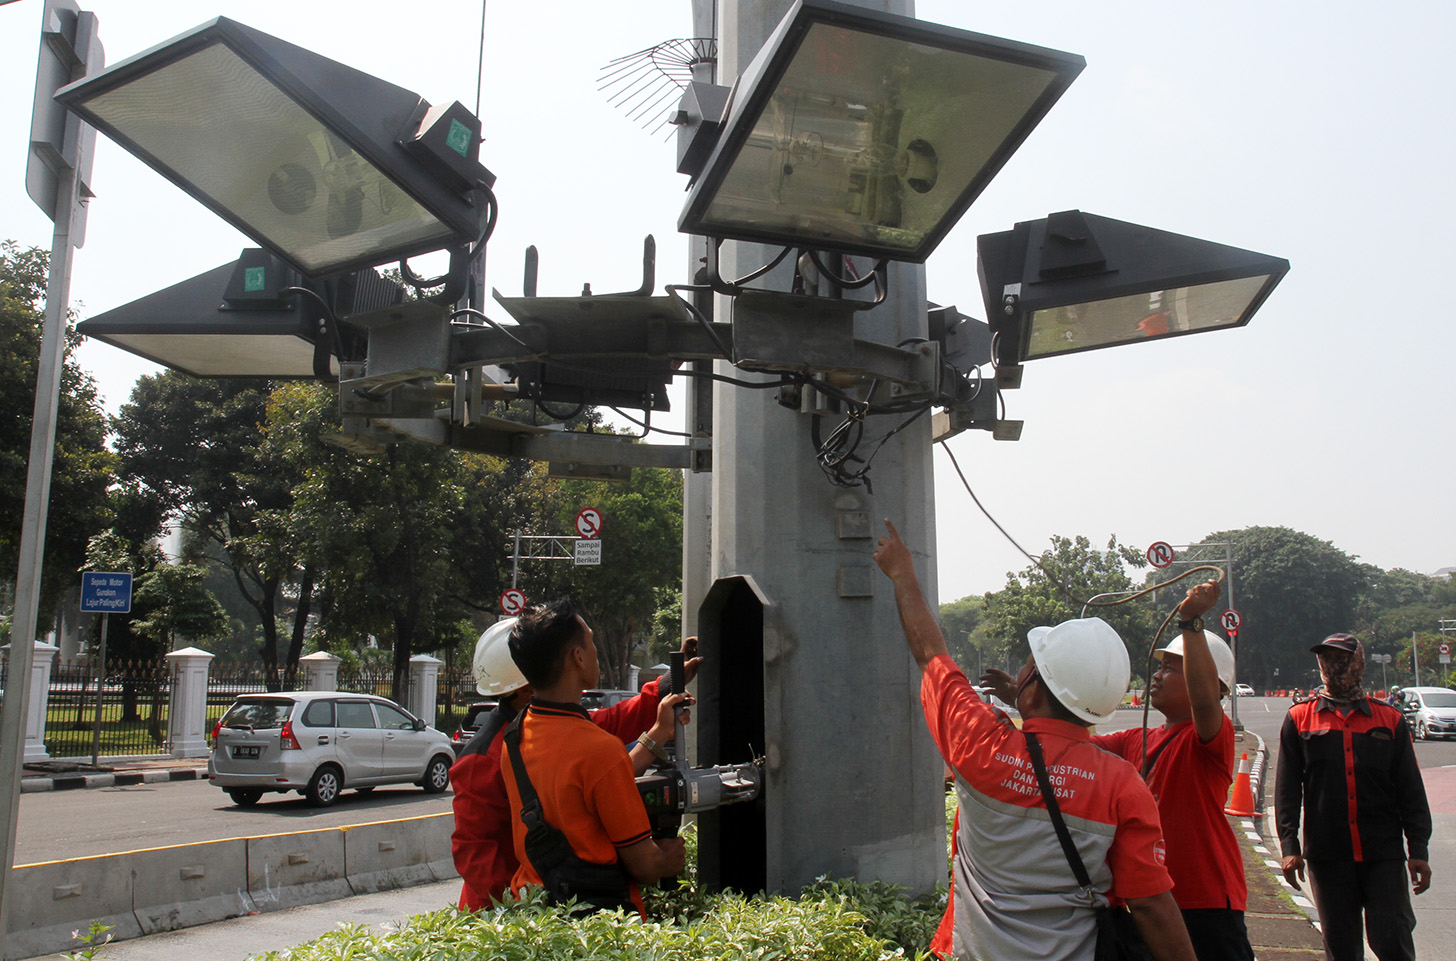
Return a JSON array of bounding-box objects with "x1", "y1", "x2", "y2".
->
[{"x1": 80, "y1": 571, "x2": 132, "y2": 614}]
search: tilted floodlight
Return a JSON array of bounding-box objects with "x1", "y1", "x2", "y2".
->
[
  {"x1": 76, "y1": 250, "x2": 402, "y2": 378},
  {"x1": 56, "y1": 18, "x2": 495, "y2": 277},
  {"x1": 678, "y1": 0, "x2": 1084, "y2": 262},
  {"x1": 978, "y1": 210, "x2": 1290, "y2": 363}
]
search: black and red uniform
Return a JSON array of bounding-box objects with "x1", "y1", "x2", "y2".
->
[{"x1": 1275, "y1": 694, "x2": 1431, "y2": 961}]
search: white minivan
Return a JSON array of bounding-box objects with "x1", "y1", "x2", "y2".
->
[
  {"x1": 208, "y1": 691, "x2": 455, "y2": 807},
  {"x1": 1394, "y1": 686, "x2": 1456, "y2": 741}
]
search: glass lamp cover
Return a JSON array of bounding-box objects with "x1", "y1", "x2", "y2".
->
[
  {"x1": 1025, "y1": 274, "x2": 1274, "y2": 359},
  {"x1": 694, "y1": 21, "x2": 1070, "y2": 259},
  {"x1": 77, "y1": 42, "x2": 454, "y2": 274}
]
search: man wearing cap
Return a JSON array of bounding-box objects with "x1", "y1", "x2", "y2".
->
[
  {"x1": 1275, "y1": 633, "x2": 1432, "y2": 961},
  {"x1": 450, "y1": 614, "x2": 698, "y2": 911},
  {"x1": 1086, "y1": 581, "x2": 1254, "y2": 961},
  {"x1": 874, "y1": 520, "x2": 1197, "y2": 961}
]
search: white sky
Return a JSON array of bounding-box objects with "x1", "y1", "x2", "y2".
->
[{"x1": 2, "y1": 0, "x2": 1453, "y2": 603}]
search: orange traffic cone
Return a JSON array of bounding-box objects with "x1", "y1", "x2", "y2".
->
[
  {"x1": 1131, "y1": 692, "x2": 1141, "y2": 707},
  {"x1": 1225, "y1": 753, "x2": 1259, "y2": 817}
]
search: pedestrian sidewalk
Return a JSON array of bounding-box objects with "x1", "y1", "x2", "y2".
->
[
  {"x1": 20, "y1": 756, "x2": 208, "y2": 793},
  {"x1": 1231, "y1": 729, "x2": 1326, "y2": 960}
]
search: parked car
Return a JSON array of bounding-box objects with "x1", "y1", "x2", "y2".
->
[
  {"x1": 208, "y1": 691, "x2": 455, "y2": 808},
  {"x1": 972, "y1": 685, "x2": 1016, "y2": 714},
  {"x1": 1234, "y1": 683, "x2": 1255, "y2": 697},
  {"x1": 451, "y1": 700, "x2": 498, "y2": 755},
  {"x1": 1395, "y1": 686, "x2": 1456, "y2": 740},
  {"x1": 581, "y1": 689, "x2": 640, "y2": 710}
]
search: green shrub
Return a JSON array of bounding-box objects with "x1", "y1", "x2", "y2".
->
[{"x1": 250, "y1": 812, "x2": 954, "y2": 961}]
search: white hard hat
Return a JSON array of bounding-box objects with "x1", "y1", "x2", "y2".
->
[
  {"x1": 1028, "y1": 617, "x2": 1130, "y2": 724},
  {"x1": 473, "y1": 618, "x2": 526, "y2": 696},
  {"x1": 1156, "y1": 630, "x2": 1235, "y2": 694}
]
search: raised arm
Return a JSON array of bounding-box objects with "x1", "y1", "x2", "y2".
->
[
  {"x1": 1177, "y1": 581, "x2": 1224, "y2": 743},
  {"x1": 873, "y1": 519, "x2": 948, "y2": 671}
]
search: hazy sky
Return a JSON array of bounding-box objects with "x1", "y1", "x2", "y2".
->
[{"x1": 3, "y1": 0, "x2": 1453, "y2": 605}]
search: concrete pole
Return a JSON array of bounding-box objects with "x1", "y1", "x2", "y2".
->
[{"x1": 700, "y1": 0, "x2": 944, "y2": 896}]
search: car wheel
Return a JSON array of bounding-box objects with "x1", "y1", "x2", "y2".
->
[
  {"x1": 306, "y1": 765, "x2": 343, "y2": 807},
  {"x1": 227, "y1": 788, "x2": 263, "y2": 808},
  {"x1": 421, "y1": 754, "x2": 451, "y2": 794},
  {"x1": 1416, "y1": 720, "x2": 1428, "y2": 741}
]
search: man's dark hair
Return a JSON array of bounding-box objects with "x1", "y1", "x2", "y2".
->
[{"x1": 509, "y1": 597, "x2": 586, "y2": 688}]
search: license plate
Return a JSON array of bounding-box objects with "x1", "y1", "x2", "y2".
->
[{"x1": 232, "y1": 745, "x2": 261, "y2": 759}]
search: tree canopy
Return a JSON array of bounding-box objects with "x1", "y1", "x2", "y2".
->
[{"x1": 0, "y1": 241, "x2": 113, "y2": 628}]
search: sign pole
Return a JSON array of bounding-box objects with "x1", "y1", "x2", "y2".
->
[{"x1": 90, "y1": 613, "x2": 108, "y2": 766}]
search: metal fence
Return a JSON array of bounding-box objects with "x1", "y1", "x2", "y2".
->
[
  {"x1": 32, "y1": 658, "x2": 480, "y2": 758},
  {"x1": 44, "y1": 659, "x2": 173, "y2": 759},
  {"x1": 203, "y1": 661, "x2": 282, "y2": 733}
]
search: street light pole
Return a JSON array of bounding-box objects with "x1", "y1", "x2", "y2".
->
[{"x1": 699, "y1": 0, "x2": 943, "y2": 896}]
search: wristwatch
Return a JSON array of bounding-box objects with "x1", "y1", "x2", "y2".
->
[
  {"x1": 1177, "y1": 616, "x2": 1203, "y2": 632},
  {"x1": 637, "y1": 734, "x2": 670, "y2": 762}
]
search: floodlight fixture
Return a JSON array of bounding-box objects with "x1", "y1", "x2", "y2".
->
[
  {"x1": 979, "y1": 210, "x2": 1290, "y2": 364},
  {"x1": 56, "y1": 17, "x2": 496, "y2": 278},
  {"x1": 76, "y1": 249, "x2": 401, "y2": 378},
  {"x1": 678, "y1": 0, "x2": 1084, "y2": 263}
]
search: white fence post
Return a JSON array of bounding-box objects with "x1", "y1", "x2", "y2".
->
[
  {"x1": 164, "y1": 647, "x2": 214, "y2": 758},
  {"x1": 300, "y1": 651, "x2": 341, "y2": 692},
  {"x1": 407, "y1": 654, "x2": 442, "y2": 726},
  {"x1": 21, "y1": 640, "x2": 59, "y2": 763}
]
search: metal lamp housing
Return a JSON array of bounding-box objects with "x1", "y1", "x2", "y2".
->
[
  {"x1": 678, "y1": 0, "x2": 1085, "y2": 263},
  {"x1": 76, "y1": 250, "x2": 403, "y2": 378},
  {"x1": 56, "y1": 17, "x2": 493, "y2": 277},
  {"x1": 978, "y1": 211, "x2": 1290, "y2": 363}
]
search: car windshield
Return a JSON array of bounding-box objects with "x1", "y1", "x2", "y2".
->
[
  {"x1": 220, "y1": 699, "x2": 293, "y2": 730},
  {"x1": 1421, "y1": 692, "x2": 1456, "y2": 708}
]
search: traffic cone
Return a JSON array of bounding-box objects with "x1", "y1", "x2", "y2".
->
[{"x1": 1225, "y1": 753, "x2": 1259, "y2": 817}]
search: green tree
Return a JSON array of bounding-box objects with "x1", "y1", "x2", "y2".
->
[
  {"x1": 130, "y1": 555, "x2": 230, "y2": 652},
  {"x1": 263, "y1": 382, "x2": 468, "y2": 701},
  {"x1": 0, "y1": 241, "x2": 113, "y2": 628},
  {"x1": 939, "y1": 594, "x2": 993, "y2": 675},
  {"x1": 113, "y1": 372, "x2": 313, "y2": 685},
  {"x1": 558, "y1": 467, "x2": 684, "y2": 689},
  {"x1": 1177, "y1": 527, "x2": 1368, "y2": 692},
  {"x1": 982, "y1": 535, "x2": 1156, "y2": 679}
]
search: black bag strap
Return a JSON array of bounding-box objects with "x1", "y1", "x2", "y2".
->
[
  {"x1": 1024, "y1": 731, "x2": 1094, "y2": 896},
  {"x1": 503, "y1": 709, "x2": 550, "y2": 829},
  {"x1": 1139, "y1": 733, "x2": 1173, "y2": 781}
]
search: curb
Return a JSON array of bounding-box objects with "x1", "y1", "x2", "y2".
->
[
  {"x1": 21, "y1": 767, "x2": 208, "y2": 793},
  {"x1": 1241, "y1": 730, "x2": 1322, "y2": 929}
]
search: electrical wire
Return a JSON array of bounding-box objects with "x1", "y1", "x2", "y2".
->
[
  {"x1": 449, "y1": 307, "x2": 535, "y2": 352},
  {"x1": 282, "y1": 286, "x2": 347, "y2": 363},
  {"x1": 665, "y1": 283, "x2": 732, "y2": 359},
  {"x1": 608, "y1": 406, "x2": 696, "y2": 438},
  {"x1": 803, "y1": 249, "x2": 885, "y2": 290},
  {"x1": 938, "y1": 437, "x2": 1231, "y2": 774},
  {"x1": 713, "y1": 239, "x2": 795, "y2": 288}
]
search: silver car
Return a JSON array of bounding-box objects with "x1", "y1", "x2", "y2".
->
[
  {"x1": 1394, "y1": 686, "x2": 1456, "y2": 741},
  {"x1": 208, "y1": 691, "x2": 455, "y2": 807}
]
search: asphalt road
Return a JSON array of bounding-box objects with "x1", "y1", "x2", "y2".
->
[
  {"x1": 15, "y1": 778, "x2": 455, "y2": 864},
  {"x1": 1101, "y1": 695, "x2": 1456, "y2": 956}
]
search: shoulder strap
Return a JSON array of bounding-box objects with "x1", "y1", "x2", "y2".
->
[
  {"x1": 1139, "y1": 731, "x2": 1174, "y2": 780},
  {"x1": 1024, "y1": 731, "x2": 1093, "y2": 892},
  {"x1": 503, "y1": 708, "x2": 545, "y2": 814}
]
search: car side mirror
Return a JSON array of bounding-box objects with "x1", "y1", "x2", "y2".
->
[{"x1": 413, "y1": 717, "x2": 426, "y2": 731}]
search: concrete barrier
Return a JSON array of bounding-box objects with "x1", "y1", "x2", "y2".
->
[
  {"x1": 131, "y1": 838, "x2": 253, "y2": 935},
  {"x1": 6, "y1": 815, "x2": 455, "y2": 958},
  {"x1": 423, "y1": 812, "x2": 460, "y2": 882},
  {"x1": 247, "y1": 827, "x2": 352, "y2": 912},
  {"x1": 343, "y1": 816, "x2": 441, "y2": 894},
  {"x1": 7, "y1": 852, "x2": 142, "y2": 959}
]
